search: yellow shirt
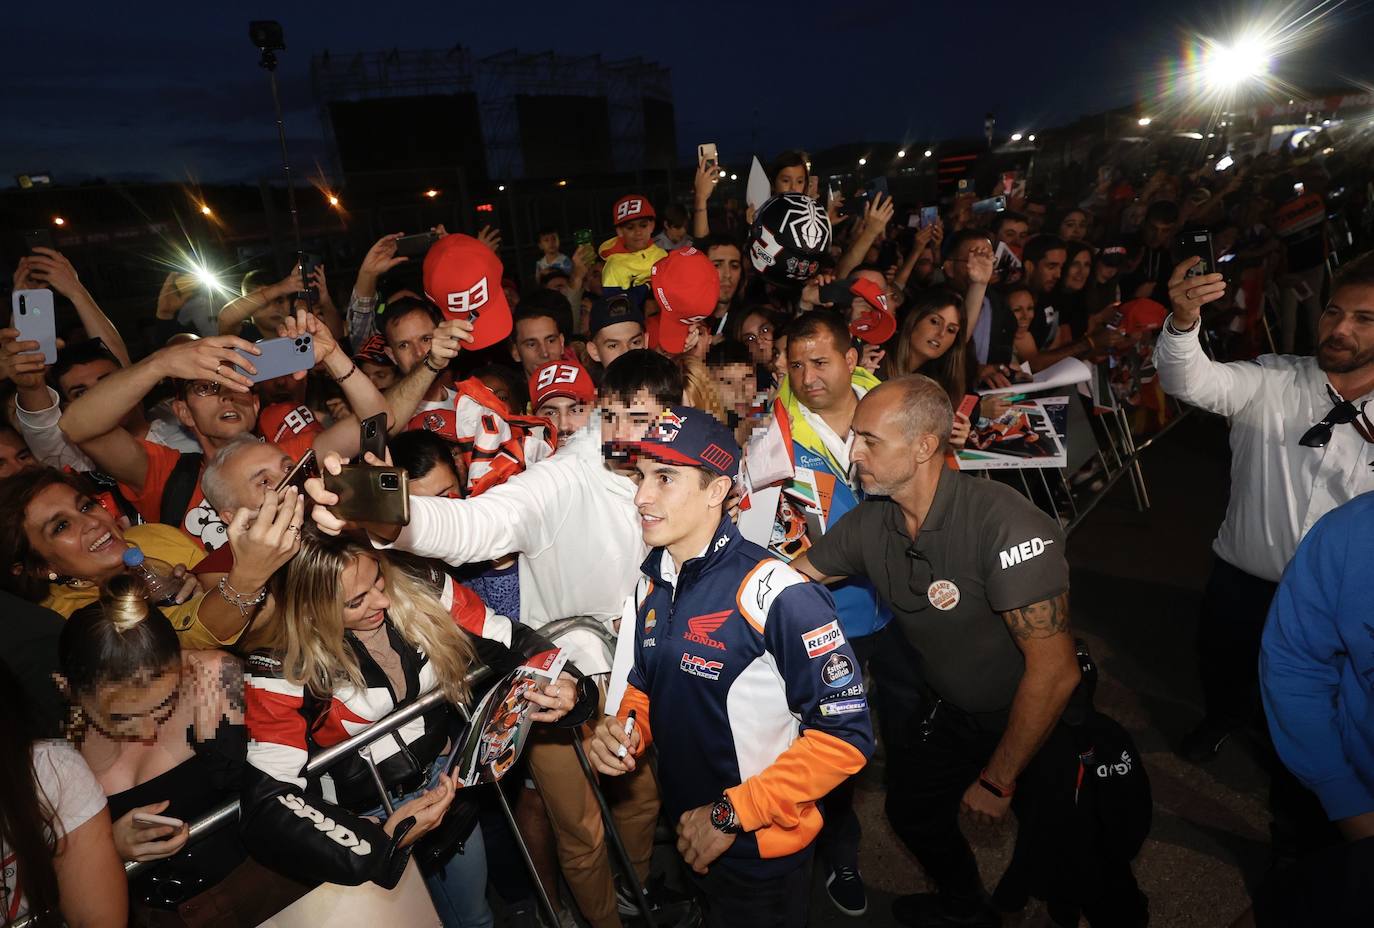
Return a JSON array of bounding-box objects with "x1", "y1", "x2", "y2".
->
[{"x1": 41, "y1": 524, "x2": 240, "y2": 650}]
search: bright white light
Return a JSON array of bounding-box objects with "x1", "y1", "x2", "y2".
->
[
  {"x1": 52, "y1": 216, "x2": 65, "y2": 226},
  {"x1": 923, "y1": 149, "x2": 932, "y2": 157},
  {"x1": 191, "y1": 263, "x2": 225, "y2": 295},
  {"x1": 1138, "y1": 117, "x2": 1152, "y2": 127},
  {"x1": 199, "y1": 204, "x2": 213, "y2": 216},
  {"x1": 1028, "y1": 134, "x2": 1036, "y2": 142},
  {"x1": 1178, "y1": 132, "x2": 1205, "y2": 140},
  {"x1": 424, "y1": 189, "x2": 440, "y2": 198},
  {"x1": 498, "y1": 184, "x2": 505, "y2": 191},
  {"x1": 1322, "y1": 118, "x2": 1331, "y2": 126},
  {"x1": 1215, "y1": 154, "x2": 1235, "y2": 171},
  {"x1": 1010, "y1": 132, "x2": 1023, "y2": 142},
  {"x1": 729, "y1": 173, "x2": 738, "y2": 181},
  {"x1": 1201, "y1": 35, "x2": 1272, "y2": 91},
  {"x1": 897, "y1": 149, "x2": 906, "y2": 158},
  {"x1": 1207, "y1": 133, "x2": 1216, "y2": 138},
  {"x1": 327, "y1": 194, "x2": 339, "y2": 207},
  {"x1": 858, "y1": 157, "x2": 867, "y2": 166}
]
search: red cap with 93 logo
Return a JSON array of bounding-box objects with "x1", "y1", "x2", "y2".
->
[
  {"x1": 613, "y1": 194, "x2": 655, "y2": 227},
  {"x1": 422, "y1": 233, "x2": 512, "y2": 350},
  {"x1": 529, "y1": 360, "x2": 596, "y2": 409},
  {"x1": 650, "y1": 247, "x2": 718, "y2": 355}
]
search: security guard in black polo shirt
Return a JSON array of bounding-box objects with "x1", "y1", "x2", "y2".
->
[{"x1": 794, "y1": 374, "x2": 1082, "y2": 928}]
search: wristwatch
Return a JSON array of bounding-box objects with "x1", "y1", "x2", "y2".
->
[{"x1": 709, "y1": 796, "x2": 741, "y2": 834}]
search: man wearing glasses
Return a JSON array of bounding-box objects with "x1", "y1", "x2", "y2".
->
[
  {"x1": 1157, "y1": 252, "x2": 1374, "y2": 769},
  {"x1": 59, "y1": 312, "x2": 387, "y2": 550},
  {"x1": 792, "y1": 374, "x2": 1081, "y2": 928}
]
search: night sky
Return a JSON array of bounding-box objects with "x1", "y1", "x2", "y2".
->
[{"x1": 4, "y1": 0, "x2": 1370, "y2": 185}]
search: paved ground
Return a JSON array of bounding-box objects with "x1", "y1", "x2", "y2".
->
[{"x1": 802, "y1": 413, "x2": 1272, "y2": 927}]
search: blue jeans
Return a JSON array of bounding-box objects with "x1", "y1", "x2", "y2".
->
[{"x1": 365, "y1": 756, "x2": 494, "y2": 928}]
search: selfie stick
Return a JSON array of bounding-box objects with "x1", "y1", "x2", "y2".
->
[{"x1": 251, "y1": 22, "x2": 313, "y2": 309}]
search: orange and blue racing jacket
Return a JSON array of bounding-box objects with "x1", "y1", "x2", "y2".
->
[{"x1": 618, "y1": 517, "x2": 874, "y2": 877}]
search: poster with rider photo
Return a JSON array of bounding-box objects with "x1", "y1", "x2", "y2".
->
[
  {"x1": 446, "y1": 648, "x2": 567, "y2": 787},
  {"x1": 957, "y1": 398, "x2": 1068, "y2": 470}
]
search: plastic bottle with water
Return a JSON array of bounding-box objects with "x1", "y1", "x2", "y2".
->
[{"x1": 122, "y1": 546, "x2": 180, "y2": 606}]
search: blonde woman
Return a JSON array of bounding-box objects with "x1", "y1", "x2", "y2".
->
[{"x1": 240, "y1": 532, "x2": 590, "y2": 928}]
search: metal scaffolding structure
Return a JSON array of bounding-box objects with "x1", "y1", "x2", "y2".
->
[{"x1": 310, "y1": 46, "x2": 674, "y2": 181}]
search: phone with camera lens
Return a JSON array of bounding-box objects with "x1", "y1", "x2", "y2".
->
[
  {"x1": 11, "y1": 290, "x2": 58, "y2": 364},
  {"x1": 359, "y1": 412, "x2": 388, "y2": 462},
  {"x1": 323, "y1": 466, "x2": 410, "y2": 525},
  {"x1": 394, "y1": 232, "x2": 438, "y2": 259},
  {"x1": 234, "y1": 335, "x2": 315, "y2": 384},
  {"x1": 23, "y1": 229, "x2": 55, "y2": 252},
  {"x1": 297, "y1": 253, "x2": 322, "y2": 299}
]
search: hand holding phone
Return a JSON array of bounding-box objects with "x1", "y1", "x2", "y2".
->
[
  {"x1": 393, "y1": 232, "x2": 438, "y2": 259},
  {"x1": 234, "y1": 335, "x2": 315, "y2": 384},
  {"x1": 133, "y1": 812, "x2": 186, "y2": 830},
  {"x1": 275, "y1": 450, "x2": 320, "y2": 494},
  {"x1": 698, "y1": 143, "x2": 718, "y2": 172},
  {"x1": 359, "y1": 412, "x2": 388, "y2": 462},
  {"x1": 11, "y1": 290, "x2": 58, "y2": 364},
  {"x1": 323, "y1": 465, "x2": 411, "y2": 525}
]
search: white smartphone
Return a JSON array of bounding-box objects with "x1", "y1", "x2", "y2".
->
[
  {"x1": 698, "y1": 142, "x2": 718, "y2": 171},
  {"x1": 12, "y1": 289, "x2": 58, "y2": 364},
  {"x1": 133, "y1": 812, "x2": 185, "y2": 829}
]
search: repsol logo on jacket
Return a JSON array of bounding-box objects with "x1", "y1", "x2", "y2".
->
[
  {"x1": 277, "y1": 795, "x2": 372, "y2": 855},
  {"x1": 999, "y1": 537, "x2": 1053, "y2": 569}
]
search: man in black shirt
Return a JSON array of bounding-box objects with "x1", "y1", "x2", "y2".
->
[{"x1": 793, "y1": 374, "x2": 1081, "y2": 928}]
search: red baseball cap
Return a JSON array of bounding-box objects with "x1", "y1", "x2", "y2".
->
[
  {"x1": 422, "y1": 234, "x2": 512, "y2": 350},
  {"x1": 847, "y1": 278, "x2": 896, "y2": 345},
  {"x1": 651, "y1": 247, "x2": 718, "y2": 355},
  {"x1": 258, "y1": 402, "x2": 323, "y2": 444},
  {"x1": 1117, "y1": 298, "x2": 1167, "y2": 335},
  {"x1": 529, "y1": 360, "x2": 596, "y2": 410},
  {"x1": 613, "y1": 194, "x2": 655, "y2": 227}
]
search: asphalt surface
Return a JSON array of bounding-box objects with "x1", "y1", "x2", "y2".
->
[{"x1": 802, "y1": 412, "x2": 1271, "y2": 928}]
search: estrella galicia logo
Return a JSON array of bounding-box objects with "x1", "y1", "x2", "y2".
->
[
  {"x1": 680, "y1": 652, "x2": 724, "y2": 681},
  {"x1": 822, "y1": 652, "x2": 854, "y2": 688}
]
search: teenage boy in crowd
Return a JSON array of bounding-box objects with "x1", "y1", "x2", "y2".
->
[
  {"x1": 696, "y1": 233, "x2": 744, "y2": 335},
  {"x1": 530, "y1": 359, "x2": 596, "y2": 442},
  {"x1": 510, "y1": 296, "x2": 572, "y2": 378},
  {"x1": 1159, "y1": 253, "x2": 1374, "y2": 799},
  {"x1": 585, "y1": 295, "x2": 647, "y2": 373},
  {"x1": 793, "y1": 375, "x2": 1084, "y2": 928},
  {"x1": 306, "y1": 350, "x2": 694, "y2": 928},
  {"x1": 58, "y1": 310, "x2": 386, "y2": 549},
  {"x1": 590, "y1": 406, "x2": 874, "y2": 928}
]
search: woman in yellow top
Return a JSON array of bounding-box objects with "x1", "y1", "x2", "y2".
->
[{"x1": 0, "y1": 469, "x2": 303, "y2": 649}]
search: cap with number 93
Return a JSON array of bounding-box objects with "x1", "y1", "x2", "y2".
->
[
  {"x1": 529, "y1": 360, "x2": 596, "y2": 409},
  {"x1": 422, "y1": 234, "x2": 513, "y2": 350}
]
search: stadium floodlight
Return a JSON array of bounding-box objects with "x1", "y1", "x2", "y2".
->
[{"x1": 1201, "y1": 34, "x2": 1272, "y2": 91}]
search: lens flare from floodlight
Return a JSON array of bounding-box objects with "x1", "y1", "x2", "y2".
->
[
  {"x1": 1010, "y1": 132, "x2": 1023, "y2": 142},
  {"x1": 424, "y1": 189, "x2": 440, "y2": 198},
  {"x1": 1202, "y1": 35, "x2": 1272, "y2": 90},
  {"x1": 199, "y1": 204, "x2": 213, "y2": 216},
  {"x1": 53, "y1": 216, "x2": 65, "y2": 226},
  {"x1": 190, "y1": 262, "x2": 227, "y2": 296},
  {"x1": 327, "y1": 194, "x2": 340, "y2": 207}
]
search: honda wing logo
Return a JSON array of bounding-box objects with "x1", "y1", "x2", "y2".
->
[
  {"x1": 277, "y1": 794, "x2": 372, "y2": 855},
  {"x1": 446, "y1": 277, "x2": 490, "y2": 315},
  {"x1": 684, "y1": 610, "x2": 731, "y2": 650}
]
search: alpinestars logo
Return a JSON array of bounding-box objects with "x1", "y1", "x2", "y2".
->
[
  {"x1": 276, "y1": 795, "x2": 372, "y2": 855},
  {"x1": 446, "y1": 277, "x2": 489, "y2": 315},
  {"x1": 684, "y1": 610, "x2": 731, "y2": 650},
  {"x1": 782, "y1": 198, "x2": 831, "y2": 252},
  {"x1": 681, "y1": 653, "x2": 724, "y2": 680}
]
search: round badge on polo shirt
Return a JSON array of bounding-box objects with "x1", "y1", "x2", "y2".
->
[{"x1": 927, "y1": 580, "x2": 961, "y2": 611}]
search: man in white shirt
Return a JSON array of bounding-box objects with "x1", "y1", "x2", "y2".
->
[
  {"x1": 308, "y1": 349, "x2": 690, "y2": 928},
  {"x1": 1156, "y1": 251, "x2": 1374, "y2": 762}
]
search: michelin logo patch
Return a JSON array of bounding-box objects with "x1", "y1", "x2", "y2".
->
[
  {"x1": 803, "y1": 620, "x2": 845, "y2": 658},
  {"x1": 820, "y1": 698, "x2": 867, "y2": 717}
]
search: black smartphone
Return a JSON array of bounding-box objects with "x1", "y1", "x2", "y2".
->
[
  {"x1": 1176, "y1": 231, "x2": 1215, "y2": 278},
  {"x1": 297, "y1": 253, "x2": 322, "y2": 299},
  {"x1": 324, "y1": 466, "x2": 411, "y2": 525},
  {"x1": 23, "y1": 229, "x2": 55, "y2": 252},
  {"x1": 275, "y1": 449, "x2": 319, "y2": 494},
  {"x1": 359, "y1": 412, "x2": 388, "y2": 462},
  {"x1": 394, "y1": 232, "x2": 438, "y2": 259},
  {"x1": 972, "y1": 195, "x2": 1008, "y2": 215}
]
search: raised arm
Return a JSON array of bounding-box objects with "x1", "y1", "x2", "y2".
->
[
  {"x1": 274, "y1": 309, "x2": 388, "y2": 460},
  {"x1": 835, "y1": 192, "x2": 895, "y2": 280},
  {"x1": 382, "y1": 318, "x2": 474, "y2": 434},
  {"x1": 18, "y1": 249, "x2": 130, "y2": 366},
  {"x1": 217, "y1": 268, "x2": 301, "y2": 336},
  {"x1": 692, "y1": 160, "x2": 716, "y2": 239}
]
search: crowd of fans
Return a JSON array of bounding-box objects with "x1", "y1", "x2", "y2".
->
[{"x1": 0, "y1": 132, "x2": 1372, "y2": 928}]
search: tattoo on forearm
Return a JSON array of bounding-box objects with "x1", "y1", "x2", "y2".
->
[
  {"x1": 1003, "y1": 593, "x2": 1070, "y2": 640},
  {"x1": 219, "y1": 653, "x2": 247, "y2": 714}
]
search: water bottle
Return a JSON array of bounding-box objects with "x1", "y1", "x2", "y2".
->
[{"x1": 122, "y1": 547, "x2": 180, "y2": 606}]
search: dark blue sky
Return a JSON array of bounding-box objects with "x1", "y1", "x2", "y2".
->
[{"x1": 3, "y1": 0, "x2": 1369, "y2": 185}]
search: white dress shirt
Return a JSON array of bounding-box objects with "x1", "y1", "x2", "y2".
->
[{"x1": 1155, "y1": 315, "x2": 1374, "y2": 582}]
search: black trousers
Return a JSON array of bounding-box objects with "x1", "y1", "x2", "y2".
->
[
  {"x1": 687, "y1": 855, "x2": 812, "y2": 928},
  {"x1": 1195, "y1": 556, "x2": 1278, "y2": 731}
]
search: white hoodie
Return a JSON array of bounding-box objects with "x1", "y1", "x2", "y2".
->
[{"x1": 380, "y1": 422, "x2": 643, "y2": 675}]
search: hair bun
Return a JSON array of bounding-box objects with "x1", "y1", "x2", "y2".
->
[{"x1": 102, "y1": 573, "x2": 153, "y2": 633}]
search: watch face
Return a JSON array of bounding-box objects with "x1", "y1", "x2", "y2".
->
[{"x1": 710, "y1": 800, "x2": 733, "y2": 829}]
